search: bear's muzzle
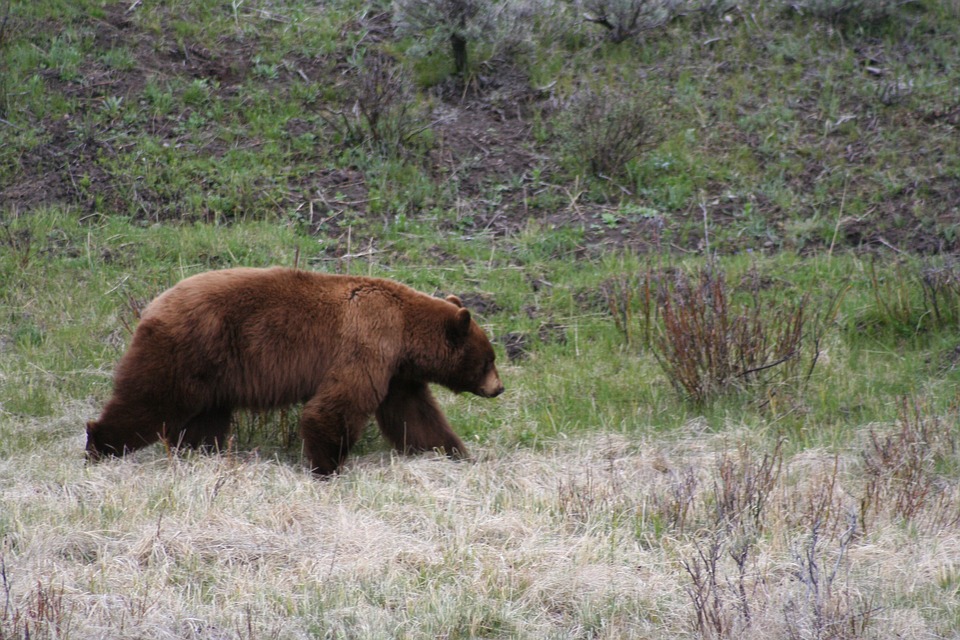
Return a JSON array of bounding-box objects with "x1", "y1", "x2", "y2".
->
[{"x1": 479, "y1": 370, "x2": 504, "y2": 398}]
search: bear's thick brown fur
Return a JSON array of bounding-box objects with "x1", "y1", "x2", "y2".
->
[{"x1": 86, "y1": 267, "x2": 503, "y2": 475}]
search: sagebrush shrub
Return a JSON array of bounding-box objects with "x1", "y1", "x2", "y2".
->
[
  {"x1": 784, "y1": 0, "x2": 907, "y2": 23},
  {"x1": 580, "y1": 0, "x2": 681, "y2": 42},
  {"x1": 392, "y1": 0, "x2": 541, "y2": 75},
  {"x1": 393, "y1": 0, "x2": 482, "y2": 74}
]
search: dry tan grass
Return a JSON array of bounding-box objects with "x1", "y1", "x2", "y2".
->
[{"x1": 1, "y1": 410, "x2": 958, "y2": 639}]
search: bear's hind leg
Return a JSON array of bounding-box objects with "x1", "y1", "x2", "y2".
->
[
  {"x1": 174, "y1": 407, "x2": 233, "y2": 452},
  {"x1": 375, "y1": 380, "x2": 468, "y2": 459}
]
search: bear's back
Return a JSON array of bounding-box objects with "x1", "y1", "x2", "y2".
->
[
  {"x1": 143, "y1": 267, "x2": 424, "y2": 321},
  {"x1": 132, "y1": 268, "x2": 427, "y2": 409}
]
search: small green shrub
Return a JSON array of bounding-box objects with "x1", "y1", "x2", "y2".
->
[
  {"x1": 182, "y1": 78, "x2": 213, "y2": 108},
  {"x1": 554, "y1": 86, "x2": 651, "y2": 180},
  {"x1": 330, "y1": 51, "x2": 427, "y2": 156}
]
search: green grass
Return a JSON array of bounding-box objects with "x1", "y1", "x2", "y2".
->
[{"x1": 2, "y1": 208, "x2": 957, "y2": 456}]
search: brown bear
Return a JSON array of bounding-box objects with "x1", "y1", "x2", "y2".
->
[{"x1": 85, "y1": 267, "x2": 504, "y2": 475}]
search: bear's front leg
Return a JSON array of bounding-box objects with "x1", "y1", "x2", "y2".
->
[
  {"x1": 175, "y1": 406, "x2": 233, "y2": 452},
  {"x1": 375, "y1": 379, "x2": 468, "y2": 460},
  {"x1": 299, "y1": 392, "x2": 372, "y2": 475}
]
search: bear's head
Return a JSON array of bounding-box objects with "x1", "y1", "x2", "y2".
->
[
  {"x1": 438, "y1": 295, "x2": 504, "y2": 398},
  {"x1": 85, "y1": 420, "x2": 134, "y2": 461},
  {"x1": 84, "y1": 421, "x2": 109, "y2": 461}
]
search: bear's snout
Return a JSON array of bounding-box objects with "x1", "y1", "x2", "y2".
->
[
  {"x1": 478, "y1": 370, "x2": 504, "y2": 398},
  {"x1": 84, "y1": 422, "x2": 103, "y2": 462}
]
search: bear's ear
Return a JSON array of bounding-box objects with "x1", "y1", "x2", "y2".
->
[
  {"x1": 448, "y1": 307, "x2": 471, "y2": 340},
  {"x1": 446, "y1": 295, "x2": 463, "y2": 308}
]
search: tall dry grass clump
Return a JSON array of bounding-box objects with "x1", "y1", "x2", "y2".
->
[{"x1": 859, "y1": 396, "x2": 959, "y2": 533}]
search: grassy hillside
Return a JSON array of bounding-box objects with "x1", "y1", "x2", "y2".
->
[
  {"x1": 2, "y1": 0, "x2": 960, "y2": 637},
  {"x1": 2, "y1": 0, "x2": 958, "y2": 252}
]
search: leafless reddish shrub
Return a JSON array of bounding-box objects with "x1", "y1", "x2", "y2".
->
[
  {"x1": 783, "y1": 512, "x2": 880, "y2": 640},
  {"x1": 681, "y1": 533, "x2": 732, "y2": 638},
  {"x1": 605, "y1": 263, "x2": 841, "y2": 406},
  {"x1": 651, "y1": 263, "x2": 840, "y2": 406},
  {"x1": 658, "y1": 265, "x2": 803, "y2": 404},
  {"x1": 680, "y1": 441, "x2": 784, "y2": 637},
  {"x1": 1, "y1": 558, "x2": 75, "y2": 640}
]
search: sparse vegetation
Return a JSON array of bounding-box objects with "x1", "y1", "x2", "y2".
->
[
  {"x1": 326, "y1": 51, "x2": 428, "y2": 156},
  {"x1": 858, "y1": 257, "x2": 960, "y2": 337},
  {"x1": 784, "y1": 0, "x2": 910, "y2": 23},
  {"x1": 859, "y1": 396, "x2": 959, "y2": 532}
]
